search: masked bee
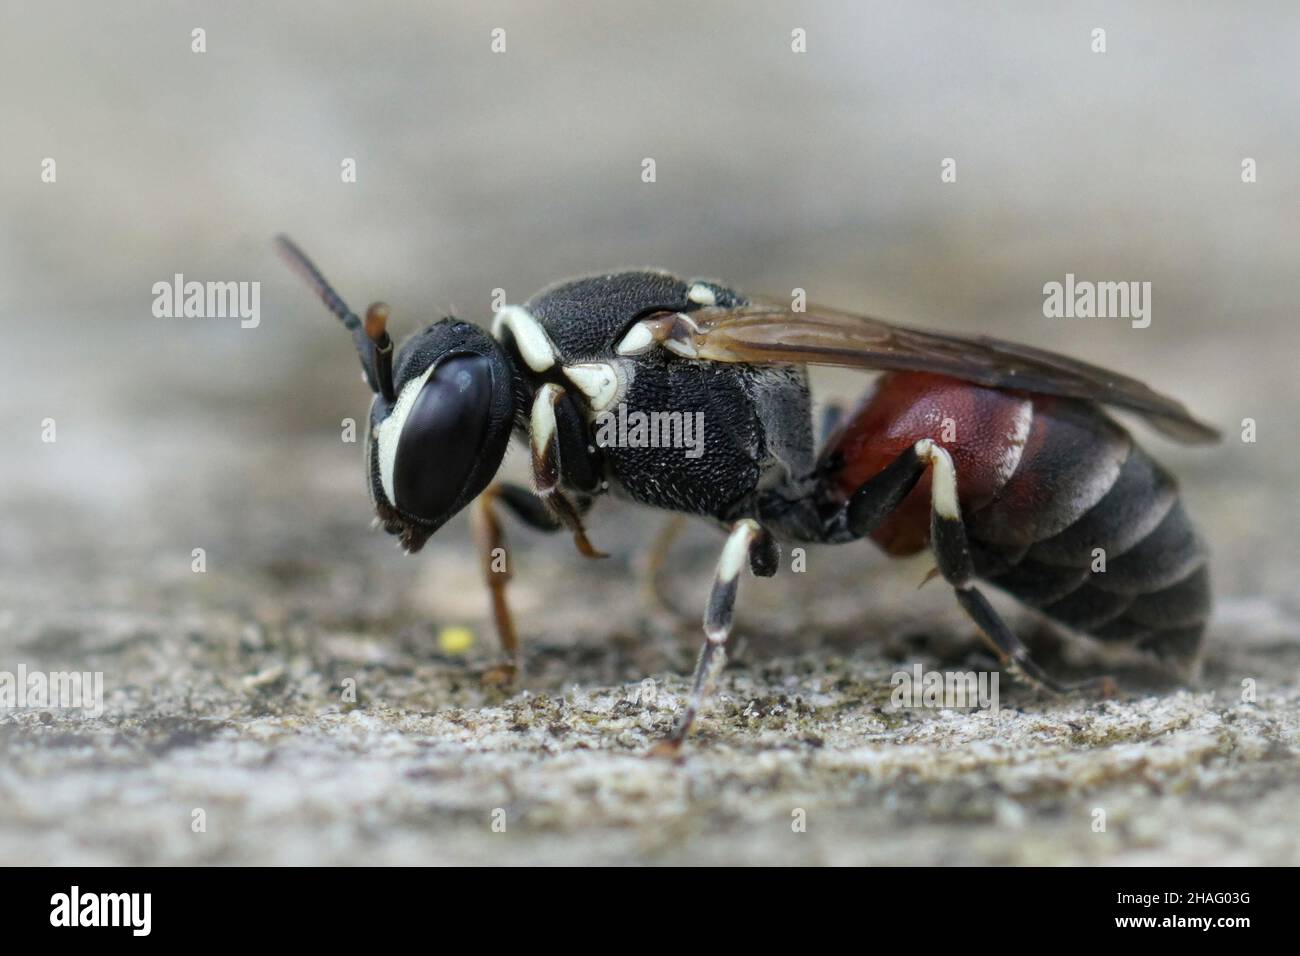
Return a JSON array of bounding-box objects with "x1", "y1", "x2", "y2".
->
[{"x1": 276, "y1": 236, "x2": 1219, "y2": 751}]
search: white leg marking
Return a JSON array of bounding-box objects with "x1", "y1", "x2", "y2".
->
[
  {"x1": 717, "y1": 519, "x2": 760, "y2": 584},
  {"x1": 705, "y1": 520, "x2": 761, "y2": 644},
  {"x1": 527, "y1": 385, "x2": 559, "y2": 455},
  {"x1": 915, "y1": 439, "x2": 960, "y2": 520},
  {"x1": 529, "y1": 384, "x2": 561, "y2": 484},
  {"x1": 492, "y1": 305, "x2": 557, "y2": 372}
]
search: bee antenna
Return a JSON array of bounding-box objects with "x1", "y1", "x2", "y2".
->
[
  {"x1": 275, "y1": 235, "x2": 396, "y2": 402},
  {"x1": 364, "y1": 302, "x2": 397, "y2": 403},
  {"x1": 274, "y1": 234, "x2": 362, "y2": 332}
]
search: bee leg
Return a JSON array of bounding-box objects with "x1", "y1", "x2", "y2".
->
[
  {"x1": 843, "y1": 442, "x2": 930, "y2": 536},
  {"x1": 641, "y1": 514, "x2": 692, "y2": 626},
  {"x1": 915, "y1": 440, "x2": 1110, "y2": 696},
  {"x1": 651, "y1": 519, "x2": 777, "y2": 756},
  {"x1": 824, "y1": 441, "x2": 1105, "y2": 695},
  {"x1": 472, "y1": 483, "x2": 563, "y2": 686},
  {"x1": 530, "y1": 383, "x2": 606, "y2": 559}
]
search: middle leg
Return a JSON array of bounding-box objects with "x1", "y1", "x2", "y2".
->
[
  {"x1": 652, "y1": 518, "x2": 778, "y2": 754},
  {"x1": 472, "y1": 482, "x2": 564, "y2": 684}
]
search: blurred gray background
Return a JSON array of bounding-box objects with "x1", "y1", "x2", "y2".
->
[{"x1": 1, "y1": 2, "x2": 1297, "y2": 865}]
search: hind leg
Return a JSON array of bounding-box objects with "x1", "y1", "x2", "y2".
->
[
  {"x1": 832, "y1": 439, "x2": 1109, "y2": 696},
  {"x1": 915, "y1": 440, "x2": 1117, "y2": 695}
]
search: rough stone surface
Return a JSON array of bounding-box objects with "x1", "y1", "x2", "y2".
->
[{"x1": 2, "y1": 423, "x2": 1297, "y2": 865}]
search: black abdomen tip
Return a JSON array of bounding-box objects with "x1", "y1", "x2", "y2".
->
[{"x1": 974, "y1": 442, "x2": 1210, "y2": 667}]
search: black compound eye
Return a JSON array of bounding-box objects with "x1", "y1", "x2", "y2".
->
[{"x1": 391, "y1": 354, "x2": 495, "y2": 521}]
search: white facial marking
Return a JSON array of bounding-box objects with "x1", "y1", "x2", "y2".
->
[
  {"x1": 615, "y1": 322, "x2": 655, "y2": 355},
  {"x1": 563, "y1": 362, "x2": 621, "y2": 412},
  {"x1": 376, "y1": 364, "x2": 437, "y2": 508},
  {"x1": 687, "y1": 283, "x2": 717, "y2": 306},
  {"x1": 491, "y1": 305, "x2": 556, "y2": 372}
]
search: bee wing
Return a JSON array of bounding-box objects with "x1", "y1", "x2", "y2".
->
[{"x1": 643, "y1": 302, "x2": 1219, "y2": 444}]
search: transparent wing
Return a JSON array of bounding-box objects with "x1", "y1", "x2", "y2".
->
[{"x1": 642, "y1": 302, "x2": 1219, "y2": 444}]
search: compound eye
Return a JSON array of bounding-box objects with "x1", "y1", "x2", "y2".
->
[{"x1": 391, "y1": 354, "x2": 495, "y2": 521}]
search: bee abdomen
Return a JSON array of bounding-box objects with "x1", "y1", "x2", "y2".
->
[
  {"x1": 972, "y1": 439, "x2": 1211, "y2": 667},
  {"x1": 824, "y1": 372, "x2": 1211, "y2": 666}
]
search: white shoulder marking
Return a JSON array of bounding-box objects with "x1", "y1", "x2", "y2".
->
[
  {"x1": 563, "y1": 362, "x2": 622, "y2": 412},
  {"x1": 662, "y1": 312, "x2": 701, "y2": 358},
  {"x1": 615, "y1": 322, "x2": 654, "y2": 355},
  {"x1": 376, "y1": 365, "x2": 436, "y2": 508},
  {"x1": 687, "y1": 283, "x2": 717, "y2": 306},
  {"x1": 616, "y1": 312, "x2": 703, "y2": 358},
  {"x1": 491, "y1": 304, "x2": 556, "y2": 372}
]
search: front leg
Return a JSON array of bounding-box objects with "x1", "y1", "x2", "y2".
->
[
  {"x1": 529, "y1": 383, "x2": 605, "y2": 558},
  {"x1": 472, "y1": 482, "x2": 562, "y2": 684},
  {"x1": 652, "y1": 518, "x2": 778, "y2": 755}
]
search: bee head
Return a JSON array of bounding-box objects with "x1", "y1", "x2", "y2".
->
[
  {"x1": 366, "y1": 318, "x2": 515, "y2": 551},
  {"x1": 276, "y1": 237, "x2": 515, "y2": 552}
]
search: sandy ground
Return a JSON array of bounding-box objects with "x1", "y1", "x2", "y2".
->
[{"x1": 2, "y1": 2, "x2": 1299, "y2": 865}]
